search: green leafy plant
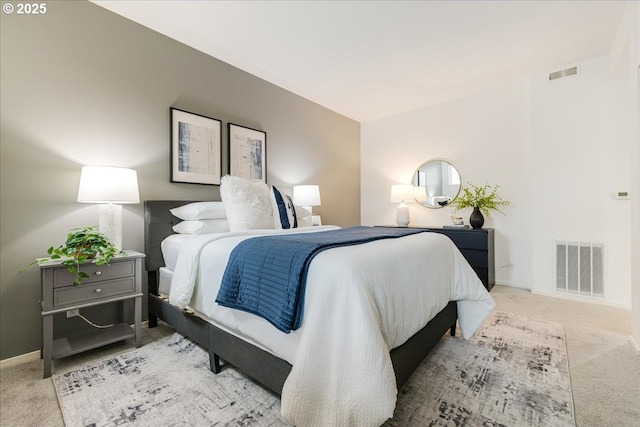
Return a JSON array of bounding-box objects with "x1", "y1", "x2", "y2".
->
[
  {"x1": 450, "y1": 182, "x2": 510, "y2": 218},
  {"x1": 21, "y1": 226, "x2": 123, "y2": 286}
]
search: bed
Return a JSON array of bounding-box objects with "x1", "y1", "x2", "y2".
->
[{"x1": 144, "y1": 199, "x2": 494, "y2": 426}]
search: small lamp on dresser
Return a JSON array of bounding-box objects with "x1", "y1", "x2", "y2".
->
[
  {"x1": 293, "y1": 184, "x2": 322, "y2": 226},
  {"x1": 77, "y1": 165, "x2": 140, "y2": 249},
  {"x1": 391, "y1": 184, "x2": 414, "y2": 227},
  {"x1": 293, "y1": 185, "x2": 321, "y2": 214}
]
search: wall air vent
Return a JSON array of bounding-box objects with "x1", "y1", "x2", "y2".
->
[
  {"x1": 555, "y1": 241, "x2": 603, "y2": 298},
  {"x1": 549, "y1": 70, "x2": 564, "y2": 80},
  {"x1": 548, "y1": 66, "x2": 578, "y2": 81}
]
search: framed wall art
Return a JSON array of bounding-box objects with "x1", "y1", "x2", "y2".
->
[
  {"x1": 228, "y1": 123, "x2": 266, "y2": 182},
  {"x1": 170, "y1": 108, "x2": 222, "y2": 185}
]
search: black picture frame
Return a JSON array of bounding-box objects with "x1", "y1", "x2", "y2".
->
[
  {"x1": 228, "y1": 123, "x2": 267, "y2": 182},
  {"x1": 170, "y1": 108, "x2": 222, "y2": 185}
]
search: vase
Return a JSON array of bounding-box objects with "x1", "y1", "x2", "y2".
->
[{"x1": 469, "y1": 207, "x2": 484, "y2": 229}]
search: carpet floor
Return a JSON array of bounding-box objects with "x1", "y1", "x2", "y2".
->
[{"x1": 53, "y1": 311, "x2": 575, "y2": 427}]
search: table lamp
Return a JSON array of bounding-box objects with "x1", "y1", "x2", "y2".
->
[
  {"x1": 391, "y1": 184, "x2": 414, "y2": 227},
  {"x1": 293, "y1": 185, "x2": 321, "y2": 214},
  {"x1": 77, "y1": 166, "x2": 140, "y2": 249}
]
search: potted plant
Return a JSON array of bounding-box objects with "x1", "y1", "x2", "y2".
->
[
  {"x1": 21, "y1": 226, "x2": 123, "y2": 286},
  {"x1": 450, "y1": 182, "x2": 510, "y2": 229}
]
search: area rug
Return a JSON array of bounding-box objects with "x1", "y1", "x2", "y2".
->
[
  {"x1": 385, "y1": 311, "x2": 575, "y2": 427},
  {"x1": 53, "y1": 312, "x2": 575, "y2": 426}
]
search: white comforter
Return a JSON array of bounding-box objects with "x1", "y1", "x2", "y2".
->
[{"x1": 168, "y1": 226, "x2": 495, "y2": 427}]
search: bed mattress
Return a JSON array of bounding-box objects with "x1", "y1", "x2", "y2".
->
[
  {"x1": 161, "y1": 233, "x2": 192, "y2": 271},
  {"x1": 160, "y1": 230, "x2": 335, "y2": 363},
  {"x1": 158, "y1": 263, "x2": 300, "y2": 363}
]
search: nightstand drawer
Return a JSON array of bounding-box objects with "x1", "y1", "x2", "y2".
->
[
  {"x1": 52, "y1": 260, "x2": 135, "y2": 288},
  {"x1": 53, "y1": 277, "x2": 135, "y2": 308}
]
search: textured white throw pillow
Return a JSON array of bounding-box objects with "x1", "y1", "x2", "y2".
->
[{"x1": 220, "y1": 175, "x2": 275, "y2": 231}]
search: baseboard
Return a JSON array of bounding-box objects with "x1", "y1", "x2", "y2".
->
[
  {"x1": 0, "y1": 350, "x2": 41, "y2": 369},
  {"x1": 531, "y1": 289, "x2": 632, "y2": 310},
  {"x1": 494, "y1": 281, "x2": 531, "y2": 290},
  {"x1": 0, "y1": 320, "x2": 150, "y2": 369},
  {"x1": 630, "y1": 336, "x2": 640, "y2": 355}
]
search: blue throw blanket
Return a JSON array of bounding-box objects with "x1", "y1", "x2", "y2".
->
[{"x1": 216, "y1": 226, "x2": 428, "y2": 333}]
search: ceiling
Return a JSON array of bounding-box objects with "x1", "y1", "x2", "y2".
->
[{"x1": 91, "y1": 1, "x2": 627, "y2": 122}]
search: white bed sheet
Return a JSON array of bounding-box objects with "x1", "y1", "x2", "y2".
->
[
  {"x1": 161, "y1": 227, "x2": 337, "y2": 364},
  {"x1": 158, "y1": 266, "x2": 173, "y2": 296},
  {"x1": 161, "y1": 233, "x2": 200, "y2": 271},
  {"x1": 161, "y1": 227, "x2": 495, "y2": 426},
  {"x1": 158, "y1": 264, "x2": 302, "y2": 363}
]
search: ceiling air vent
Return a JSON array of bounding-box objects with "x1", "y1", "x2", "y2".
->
[{"x1": 549, "y1": 66, "x2": 578, "y2": 81}]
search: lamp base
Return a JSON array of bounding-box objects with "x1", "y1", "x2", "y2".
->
[
  {"x1": 396, "y1": 203, "x2": 410, "y2": 227},
  {"x1": 99, "y1": 203, "x2": 123, "y2": 249}
]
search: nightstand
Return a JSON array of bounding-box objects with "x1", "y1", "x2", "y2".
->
[{"x1": 39, "y1": 250, "x2": 145, "y2": 378}]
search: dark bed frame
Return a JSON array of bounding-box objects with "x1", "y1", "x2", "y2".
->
[{"x1": 144, "y1": 200, "x2": 457, "y2": 396}]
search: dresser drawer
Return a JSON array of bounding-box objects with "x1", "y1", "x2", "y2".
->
[
  {"x1": 458, "y1": 249, "x2": 489, "y2": 267},
  {"x1": 52, "y1": 260, "x2": 135, "y2": 288},
  {"x1": 53, "y1": 277, "x2": 135, "y2": 308},
  {"x1": 437, "y1": 231, "x2": 487, "y2": 250}
]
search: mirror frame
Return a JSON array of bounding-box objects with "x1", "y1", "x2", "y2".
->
[{"x1": 412, "y1": 159, "x2": 461, "y2": 209}]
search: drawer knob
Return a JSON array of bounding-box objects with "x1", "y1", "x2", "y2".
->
[
  {"x1": 95, "y1": 288, "x2": 102, "y2": 293},
  {"x1": 95, "y1": 271, "x2": 102, "y2": 276}
]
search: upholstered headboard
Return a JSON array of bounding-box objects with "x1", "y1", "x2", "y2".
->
[{"x1": 143, "y1": 200, "x2": 200, "y2": 273}]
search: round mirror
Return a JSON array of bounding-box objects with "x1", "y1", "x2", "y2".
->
[{"x1": 412, "y1": 160, "x2": 461, "y2": 208}]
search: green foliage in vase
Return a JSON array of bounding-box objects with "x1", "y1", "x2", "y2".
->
[
  {"x1": 21, "y1": 226, "x2": 123, "y2": 286},
  {"x1": 450, "y1": 182, "x2": 510, "y2": 219}
]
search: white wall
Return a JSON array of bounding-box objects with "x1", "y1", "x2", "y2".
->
[
  {"x1": 635, "y1": 2, "x2": 640, "y2": 353},
  {"x1": 610, "y1": 1, "x2": 640, "y2": 351},
  {"x1": 361, "y1": 81, "x2": 533, "y2": 288},
  {"x1": 361, "y1": 55, "x2": 633, "y2": 307},
  {"x1": 530, "y1": 55, "x2": 632, "y2": 305}
]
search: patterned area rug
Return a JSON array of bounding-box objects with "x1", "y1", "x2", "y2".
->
[
  {"x1": 385, "y1": 311, "x2": 575, "y2": 427},
  {"x1": 53, "y1": 312, "x2": 575, "y2": 426}
]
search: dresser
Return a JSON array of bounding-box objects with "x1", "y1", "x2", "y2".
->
[
  {"x1": 39, "y1": 250, "x2": 144, "y2": 377},
  {"x1": 377, "y1": 226, "x2": 495, "y2": 291}
]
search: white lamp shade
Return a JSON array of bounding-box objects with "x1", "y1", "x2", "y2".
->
[
  {"x1": 293, "y1": 185, "x2": 321, "y2": 207},
  {"x1": 77, "y1": 166, "x2": 140, "y2": 204},
  {"x1": 390, "y1": 184, "x2": 414, "y2": 203}
]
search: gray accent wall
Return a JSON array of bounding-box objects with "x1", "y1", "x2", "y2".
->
[{"x1": 0, "y1": 1, "x2": 360, "y2": 360}]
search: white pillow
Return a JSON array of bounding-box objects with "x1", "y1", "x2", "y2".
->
[
  {"x1": 170, "y1": 201, "x2": 226, "y2": 220},
  {"x1": 220, "y1": 175, "x2": 275, "y2": 231},
  {"x1": 270, "y1": 186, "x2": 297, "y2": 229},
  {"x1": 295, "y1": 205, "x2": 312, "y2": 218},
  {"x1": 172, "y1": 219, "x2": 230, "y2": 235},
  {"x1": 297, "y1": 216, "x2": 314, "y2": 227},
  {"x1": 294, "y1": 205, "x2": 313, "y2": 227}
]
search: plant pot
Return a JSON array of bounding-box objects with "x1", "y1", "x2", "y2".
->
[
  {"x1": 74, "y1": 246, "x2": 96, "y2": 260},
  {"x1": 469, "y1": 207, "x2": 484, "y2": 229}
]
